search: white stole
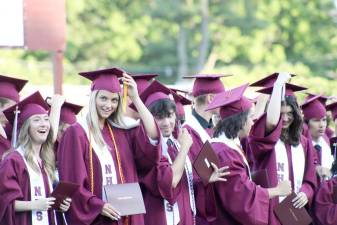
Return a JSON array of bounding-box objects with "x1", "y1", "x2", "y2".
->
[
  {"x1": 78, "y1": 118, "x2": 117, "y2": 201},
  {"x1": 210, "y1": 133, "x2": 251, "y2": 179},
  {"x1": 313, "y1": 137, "x2": 334, "y2": 170},
  {"x1": 183, "y1": 114, "x2": 211, "y2": 143},
  {"x1": 275, "y1": 140, "x2": 305, "y2": 202},
  {"x1": 17, "y1": 146, "x2": 54, "y2": 225},
  {"x1": 162, "y1": 136, "x2": 197, "y2": 225},
  {"x1": 162, "y1": 137, "x2": 180, "y2": 225}
]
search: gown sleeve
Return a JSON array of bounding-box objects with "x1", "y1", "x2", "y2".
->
[{"x1": 57, "y1": 124, "x2": 105, "y2": 225}]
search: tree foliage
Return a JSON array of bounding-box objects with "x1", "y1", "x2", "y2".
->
[{"x1": 0, "y1": 0, "x2": 336, "y2": 94}]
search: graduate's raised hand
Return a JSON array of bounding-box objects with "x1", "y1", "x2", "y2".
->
[
  {"x1": 101, "y1": 203, "x2": 121, "y2": 221},
  {"x1": 275, "y1": 72, "x2": 292, "y2": 86},
  {"x1": 33, "y1": 197, "x2": 55, "y2": 211},
  {"x1": 50, "y1": 94, "x2": 65, "y2": 109},
  {"x1": 59, "y1": 198, "x2": 72, "y2": 212},
  {"x1": 209, "y1": 163, "x2": 230, "y2": 183},
  {"x1": 122, "y1": 73, "x2": 138, "y2": 100},
  {"x1": 292, "y1": 192, "x2": 308, "y2": 208},
  {"x1": 177, "y1": 128, "x2": 193, "y2": 152},
  {"x1": 276, "y1": 180, "x2": 292, "y2": 196}
]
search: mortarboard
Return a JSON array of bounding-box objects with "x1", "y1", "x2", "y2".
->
[
  {"x1": 256, "y1": 83, "x2": 306, "y2": 96},
  {"x1": 60, "y1": 102, "x2": 83, "y2": 125},
  {"x1": 301, "y1": 95, "x2": 327, "y2": 120},
  {"x1": 183, "y1": 74, "x2": 231, "y2": 97},
  {"x1": 173, "y1": 93, "x2": 191, "y2": 118},
  {"x1": 250, "y1": 72, "x2": 295, "y2": 87},
  {"x1": 4, "y1": 91, "x2": 49, "y2": 147},
  {"x1": 0, "y1": 74, "x2": 28, "y2": 103},
  {"x1": 305, "y1": 92, "x2": 328, "y2": 105},
  {"x1": 131, "y1": 74, "x2": 158, "y2": 94},
  {"x1": 130, "y1": 80, "x2": 177, "y2": 110},
  {"x1": 79, "y1": 67, "x2": 125, "y2": 93},
  {"x1": 205, "y1": 83, "x2": 252, "y2": 119}
]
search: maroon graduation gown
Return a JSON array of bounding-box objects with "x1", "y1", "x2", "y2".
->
[
  {"x1": 0, "y1": 134, "x2": 11, "y2": 160},
  {"x1": 0, "y1": 151, "x2": 59, "y2": 225},
  {"x1": 141, "y1": 140, "x2": 197, "y2": 225},
  {"x1": 207, "y1": 142, "x2": 270, "y2": 225},
  {"x1": 248, "y1": 114, "x2": 317, "y2": 225},
  {"x1": 57, "y1": 122, "x2": 160, "y2": 225},
  {"x1": 313, "y1": 177, "x2": 337, "y2": 225},
  {"x1": 325, "y1": 127, "x2": 334, "y2": 139}
]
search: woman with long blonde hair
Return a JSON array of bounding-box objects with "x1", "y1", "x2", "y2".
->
[
  {"x1": 0, "y1": 91, "x2": 71, "y2": 225},
  {"x1": 57, "y1": 68, "x2": 159, "y2": 225}
]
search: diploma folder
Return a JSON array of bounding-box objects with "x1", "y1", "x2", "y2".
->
[
  {"x1": 251, "y1": 169, "x2": 270, "y2": 188},
  {"x1": 193, "y1": 140, "x2": 220, "y2": 186},
  {"x1": 104, "y1": 182, "x2": 146, "y2": 216},
  {"x1": 274, "y1": 193, "x2": 312, "y2": 225},
  {"x1": 50, "y1": 181, "x2": 79, "y2": 210}
]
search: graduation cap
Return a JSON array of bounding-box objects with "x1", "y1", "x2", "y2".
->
[
  {"x1": 205, "y1": 83, "x2": 252, "y2": 119},
  {"x1": 173, "y1": 94, "x2": 192, "y2": 118},
  {"x1": 256, "y1": 83, "x2": 306, "y2": 96},
  {"x1": 131, "y1": 74, "x2": 158, "y2": 94},
  {"x1": 45, "y1": 97, "x2": 82, "y2": 125},
  {"x1": 0, "y1": 74, "x2": 28, "y2": 103},
  {"x1": 79, "y1": 67, "x2": 125, "y2": 93},
  {"x1": 250, "y1": 72, "x2": 296, "y2": 87},
  {"x1": 170, "y1": 87, "x2": 190, "y2": 95},
  {"x1": 130, "y1": 80, "x2": 177, "y2": 111},
  {"x1": 326, "y1": 102, "x2": 337, "y2": 120},
  {"x1": 60, "y1": 102, "x2": 83, "y2": 125},
  {"x1": 305, "y1": 92, "x2": 328, "y2": 105},
  {"x1": 3, "y1": 91, "x2": 49, "y2": 147},
  {"x1": 183, "y1": 74, "x2": 231, "y2": 97},
  {"x1": 301, "y1": 95, "x2": 327, "y2": 120}
]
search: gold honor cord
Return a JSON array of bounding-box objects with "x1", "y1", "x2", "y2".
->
[
  {"x1": 122, "y1": 82, "x2": 128, "y2": 113},
  {"x1": 89, "y1": 129, "x2": 94, "y2": 193}
]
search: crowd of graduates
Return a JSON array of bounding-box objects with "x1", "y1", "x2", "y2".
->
[{"x1": 0, "y1": 69, "x2": 336, "y2": 225}]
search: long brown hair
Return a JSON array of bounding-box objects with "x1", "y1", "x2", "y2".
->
[
  {"x1": 280, "y1": 95, "x2": 303, "y2": 146},
  {"x1": 18, "y1": 117, "x2": 56, "y2": 181}
]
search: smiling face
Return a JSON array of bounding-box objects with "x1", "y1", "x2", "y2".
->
[
  {"x1": 28, "y1": 114, "x2": 51, "y2": 144},
  {"x1": 95, "y1": 90, "x2": 120, "y2": 120},
  {"x1": 154, "y1": 110, "x2": 176, "y2": 138},
  {"x1": 281, "y1": 105, "x2": 294, "y2": 129}
]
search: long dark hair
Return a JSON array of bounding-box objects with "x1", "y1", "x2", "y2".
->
[
  {"x1": 213, "y1": 110, "x2": 249, "y2": 139},
  {"x1": 280, "y1": 95, "x2": 303, "y2": 146}
]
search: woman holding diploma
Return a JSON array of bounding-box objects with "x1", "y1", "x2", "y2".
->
[
  {"x1": 57, "y1": 68, "x2": 160, "y2": 225},
  {"x1": 249, "y1": 72, "x2": 317, "y2": 225},
  {"x1": 0, "y1": 91, "x2": 71, "y2": 225}
]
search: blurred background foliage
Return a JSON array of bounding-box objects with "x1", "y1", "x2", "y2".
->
[{"x1": 0, "y1": 0, "x2": 336, "y2": 95}]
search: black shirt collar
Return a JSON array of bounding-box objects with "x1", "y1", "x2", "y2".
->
[{"x1": 192, "y1": 108, "x2": 212, "y2": 129}]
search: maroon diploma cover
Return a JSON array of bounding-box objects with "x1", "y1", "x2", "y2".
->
[{"x1": 104, "y1": 182, "x2": 146, "y2": 216}]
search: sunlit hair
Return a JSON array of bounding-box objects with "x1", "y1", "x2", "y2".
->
[
  {"x1": 17, "y1": 116, "x2": 56, "y2": 181},
  {"x1": 87, "y1": 90, "x2": 127, "y2": 147}
]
